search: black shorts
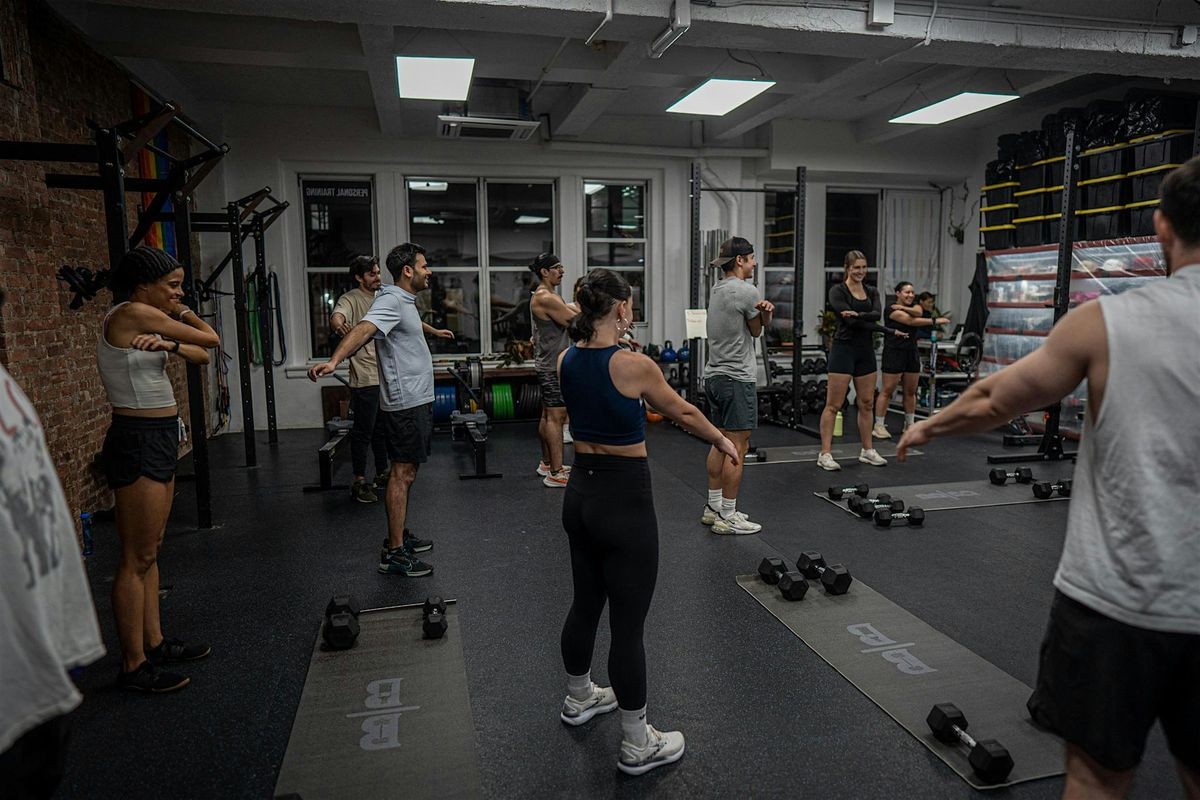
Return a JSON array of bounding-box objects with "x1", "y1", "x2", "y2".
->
[
  {"x1": 880, "y1": 347, "x2": 920, "y2": 374},
  {"x1": 704, "y1": 375, "x2": 757, "y2": 431},
  {"x1": 827, "y1": 342, "x2": 877, "y2": 377},
  {"x1": 381, "y1": 403, "x2": 433, "y2": 465},
  {"x1": 100, "y1": 414, "x2": 179, "y2": 489},
  {"x1": 537, "y1": 367, "x2": 565, "y2": 408},
  {"x1": 1027, "y1": 591, "x2": 1200, "y2": 772}
]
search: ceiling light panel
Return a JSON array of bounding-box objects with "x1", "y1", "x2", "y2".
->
[
  {"x1": 666, "y1": 79, "x2": 776, "y2": 117},
  {"x1": 396, "y1": 56, "x2": 475, "y2": 101},
  {"x1": 889, "y1": 91, "x2": 1019, "y2": 125}
]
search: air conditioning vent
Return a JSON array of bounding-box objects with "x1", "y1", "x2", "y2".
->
[{"x1": 437, "y1": 115, "x2": 541, "y2": 141}]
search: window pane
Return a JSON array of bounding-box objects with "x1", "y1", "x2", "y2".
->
[
  {"x1": 408, "y1": 180, "x2": 479, "y2": 266},
  {"x1": 488, "y1": 183, "x2": 554, "y2": 266},
  {"x1": 591, "y1": 268, "x2": 644, "y2": 322},
  {"x1": 489, "y1": 270, "x2": 537, "y2": 353},
  {"x1": 416, "y1": 271, "x2": 480, "y2": 355},
  {"x1": 302, "y1": 179, "x2": 374, "y2": 270},
  {"x1": 764, "y1": 191, "x2": 796, "y2": 268},
  {"x1": 585, "y1": 183, "x2": 645, "y2": 238},
  {"x1": 586, "y1": 242, "x2": 645, "y2": 269},
  {"x1": 308, "y1": 272, "x2": 355, "y2": 358},
  {"x1": 763, "y1": 270, "x2": 795, "y2": 348}
]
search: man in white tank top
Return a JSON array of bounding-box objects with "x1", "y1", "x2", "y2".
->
[{"x1": 899, "y1": 156, "x2": 1200, "y2": 799}]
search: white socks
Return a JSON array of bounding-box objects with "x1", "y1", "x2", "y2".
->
[
  {"x1": 620, "y1": 706, "x2": 649, "y2": 746},
  {"x1": 720, "y1": 497, "x2": 736, "y2": 520},
  {"x1": 567, "y1": 671, "x2": 592, "y2": 701},
  {"x1": 875, "y1": 416, "x2": 886, "y2": 426},
  {"x1": 905, "y1": 413, "x2": 915, "y2": 428},
  {"x1": 707, "y1": 489, "x2": 722, "y2": 508}
]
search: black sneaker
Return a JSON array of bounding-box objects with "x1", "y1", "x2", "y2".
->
[
  {"x1": 378, "y1": 545, "x2": 433, "y2": 577},
  {"x1": 403, "y1": 529, "x2": 433, "y2": 553},
  {"x1": 147, "y1": 637, "x2": 211, "y2": 664},
  {"x1": 117, "y1": 661, "x2": 190, "y2": 693},
  {"x1": 351, "y1": 478, "x2": 379, "y2": 504}
]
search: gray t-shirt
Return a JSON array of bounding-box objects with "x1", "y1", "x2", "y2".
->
[
  {"x1": 362, "y1": 285, "x2": 434, "y2": 412},
  {"x1": 704, "y1": 276, "x2": 762, "y2": 383}
]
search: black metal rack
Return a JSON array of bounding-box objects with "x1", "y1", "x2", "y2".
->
[{"x1": 688, "y1": 163, "x2": 816, "y2": 436}]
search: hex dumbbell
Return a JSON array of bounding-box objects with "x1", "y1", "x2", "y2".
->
[
  {"x1": 422, "y1": 596, "x2": 448, "y2": 640},
  {"x1": 322, "y1": 594, "x2": 361, "y2": 650},
  {"x1": 848, "y1": 494, "x2": 904, "y2": 518},
  {"x1": 827, "y1": 482, "x2": 870, "y2": 501},
  {"x1": 1032, "y1": 478, "x2": 1072, "y2": 499},
  {"x1": 758, "y1": 557, "x2": 809, "y2": 600},
  {"x1": 926, "y1": 703, "x2": 1015, "y2": 784},
  {"x1": 795, "y1": 551, "x2": 853, "y2": 595},
  {"x1": 874, "y1": 507, "x2": 925, "y2": 527},
  {"x1": 989, "y1": 467, "x2": 1034, "y2": 485}
]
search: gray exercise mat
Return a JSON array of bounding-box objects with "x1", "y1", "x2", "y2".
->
[
  {"x1": 815, "y1": 477, "x2": 1073, "y2": 514},
  {"x1": 275, "y1": 604, "x2": 482, "y2": 800},
  {"x1": 745, "y1": 441, "x2": 921, "y2": 465},
  {"x1": 737, "y1": 575, "x2": 1063, "y2": 789}
]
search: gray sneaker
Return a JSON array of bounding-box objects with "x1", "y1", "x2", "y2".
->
[
  {"x1": 560, "y1": 683, "x2": 617, "y2": 726},
  {"x1": 711, "y1": 511, "x2": 762, "y2": 535},
  {"x1": 618, "y1": 725, "x2": 686, "y2": 776},
  {"x1": 859, "y1": 448, "x2": 888, "y2": 466}
]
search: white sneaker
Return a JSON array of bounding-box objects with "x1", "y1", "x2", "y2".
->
[
  {"x1": 562, "y1": 425, "x2": 573, "y2": 444},
  {"x1": 859, "y1": 448, "x2": 887, "y2": 466},
  {"x1": 560, "y1": 683, "x2": 617, "y2": 726},
  {"x1": 817, "y1": 452, "x2": 841, "y2": 471},
  {"x1": 700, "y1": 504, "x2": 719, "y2": 526},
  {"x1": 711, "y1": 511, "x2": 762, "y2": 535},
  {"x1": 618, "y1": 725, "x2": 686, "y2": 776},
  {"x1": 537, "y1": 460, "x2": 551, "y2": 477},
  {"x1": 543, "y1": 469, "x2": 570, "y2": 488},
  {"x1": 871, "y1": 423, "x2": 892, "y2": 440}
]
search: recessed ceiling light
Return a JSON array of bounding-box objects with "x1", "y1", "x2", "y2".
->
[
  {"x1": 396, "y1": 56, "x2": 475, "y2": 101},
  {"x1": 889, "y1": 91, "x2": 1019, "y2": 125},
  {"x1": 584, "y1": 182, "x2": 606, "y2": 195},
  {"x1": 666, "y1": 78, "x2": 776, "y2": 117},
  {"x1": 515, "y1": 215, "x2": 550, "y2": 225},
  {"x1": 408, "y1": 180, "x2": 449, "y2": 192},
  {"x1": 412, "y1": 215, "x2": 444, "y2": 225}
]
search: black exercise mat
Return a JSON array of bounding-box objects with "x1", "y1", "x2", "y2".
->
[
  {"x1": 737, "y1": 575, "x2": 1063, "y2": 789},
  {"x1": 815, "y1": 476, "x2": 1073, "y2": 514},
  {"x1": 274, "y1": 603, "x2": 482, "y2": 799},
  {"x1": 746, "y1": 441, "x2": 922, "y2": 465}
]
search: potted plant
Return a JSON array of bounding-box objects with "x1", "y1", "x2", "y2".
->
[{"x1": 816, "y1": 310, "x2": 838, "y2": 350}]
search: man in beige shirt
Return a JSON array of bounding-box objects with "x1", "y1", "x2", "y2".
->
[{"x1": 331, "y1": 256, "x2": 388, "y2": 503}]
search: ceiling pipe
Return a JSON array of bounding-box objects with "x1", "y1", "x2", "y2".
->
[
  {"x1": 585, "y1": 0, "x2": 614, "y2": 46},
  {"x1": 648, "y1": 1, "x2": 690, "y2": 58}
]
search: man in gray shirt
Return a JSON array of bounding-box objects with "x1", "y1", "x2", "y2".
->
[
  {"x1": 310, "y1": 243, "x2": 453, "y2": 577},
  {"x1": 701, "y1": 237, "x2": 773, "y2": 535}
]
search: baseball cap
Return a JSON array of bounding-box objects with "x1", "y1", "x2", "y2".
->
[{"x1": 710, "y1": 237, "x2": 754, "y2": 269}]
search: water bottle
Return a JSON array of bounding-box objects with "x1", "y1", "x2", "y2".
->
[
  {"x1": 80, "y1": 511, "x2": 94, "y2": 557},
  {"x1": 834, "y1": 411, "x2": 844, "y2": 437}
]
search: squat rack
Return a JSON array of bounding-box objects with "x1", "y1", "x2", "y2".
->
[
  {"x1": 0, "y1": 99, "x2": 227, "y2": 528},
  {"x1": 688, "y1": 163, "x2": 818, "y2": 436}
]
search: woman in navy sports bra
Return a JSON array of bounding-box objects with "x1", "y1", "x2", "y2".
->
[{"x1": 554, "y1": 268, "x2": 738, "y2": 776}]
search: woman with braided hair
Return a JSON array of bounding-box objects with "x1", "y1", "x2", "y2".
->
[
  {"x1": 554, "y1": 268, "x2": 738, "y2": 776},
  {"x1": 98, "y1": 246, "x2": 220, "y2": 693}
]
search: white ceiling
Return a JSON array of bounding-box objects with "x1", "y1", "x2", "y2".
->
[{"x1": 50, "y1": 0, "x2": 1200, "y2": 147}]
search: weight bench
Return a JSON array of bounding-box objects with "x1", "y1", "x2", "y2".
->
[
  {"x1": 303, "y1": 422, "x2": 353, "y2": 493},
  {"x1": 451, "y1": 410, "x2": 501, "y2": 480}
]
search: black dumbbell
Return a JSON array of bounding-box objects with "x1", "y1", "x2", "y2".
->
[
  {"x1": 813, "y1": 357, "x2": 827, "y2": 374},
  {"x1": 874, "y1": 507, "x2": 925, "y2": 527},
  {"x1": 322, "y1": 594, "x2": 361, "y2": 650},
  {"x1": 848, "y1": 494, "x2": 904, "y2": 518},
  {"x1": 758, "y1": 557, "x2": 787, "y2": 584},
  {"x1": 422, "y1": 596, "x2": 448, "y2": 639},
  {"x1": 989, "y1": 467, "x2": 1033, "y2": 485},
  {"x1": 778, "y1": 571, "x2": 810, "y2": 601},
  {"x1": 801, "y1": 358, "x2": 815, "y2": 374},
  {"x1": 828, "y1": 482, "x2": 870, "y2": 500},
  {"x1": 795, "y1": 551, "x2": 853, "y2": 595},
  {"x1": 926, "y1": 703, "x2": 1015, "y2": 784},
  {"x1": 1032, "y1": 478, "x2": 1072, "y2": 499}
]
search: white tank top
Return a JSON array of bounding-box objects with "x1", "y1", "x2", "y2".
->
[
  {"x1": 96, "y1": 303, "x2": 176, "y2": 410},
  {"x1": 1054, "y1": 265, "x2": 1200, "y2": 634}
]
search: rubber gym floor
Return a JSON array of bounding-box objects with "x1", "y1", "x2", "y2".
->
[{"x1": 60, "y1": 413, "x2": 1179, "y2": 799}]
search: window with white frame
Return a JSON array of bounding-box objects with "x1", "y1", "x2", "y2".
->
[
  {"x1": 584, "y1": 181, "x2": 646, "y2": 321},
  {"x1": 406, "y1": 178, "x2": 557, "y2": 355},
  {"x1": 301, "y1": 177, "x2": 375, "y2": 359}
]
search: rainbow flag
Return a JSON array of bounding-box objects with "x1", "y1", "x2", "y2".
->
[{"x1": 130, "y1": 86, "x2": 177, "y2": 257}]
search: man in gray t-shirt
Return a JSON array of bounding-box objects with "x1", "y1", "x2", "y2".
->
[
  {"x1": 310, "y1": 242, "x2": 453, "y2": 578},
  {"x1": 701, "y1": 237, "x2": 774, "y2": 535}
]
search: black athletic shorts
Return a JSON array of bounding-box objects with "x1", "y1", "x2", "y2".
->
[
  {"x1": 826, "y1": 342, "x2": 877, "y2": 377},
  {"x1": 381, "y1": 403, "x2": 433, "y2": 465},
  {"x1": 536, "y1": 367, "x2": 565, "y2": 408},
  {"x1": 100, "y1": 414, "x2": 179, "y2": 489},
  {"x1": 1027, "y1": 590, "x2": 1200, "y2": 772},
  {"x1": 880, "y1": 346, "x2": 920, "y2": 374}
]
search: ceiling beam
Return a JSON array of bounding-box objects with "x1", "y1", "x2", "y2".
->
[
  {"x1": 357, "y1": 24, "x2": 404, "y2": 136},
  {"x1": 551, "y1": 41, "x2": 645, "y2": 137}
]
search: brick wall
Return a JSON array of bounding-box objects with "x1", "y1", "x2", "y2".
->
[{"x1": 0, "y1": 0, "x2": 204, "y2": 526}]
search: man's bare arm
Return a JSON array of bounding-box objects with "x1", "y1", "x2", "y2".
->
[{"x1": 532, "y1": 291, "x2": 578, "y2": 328}]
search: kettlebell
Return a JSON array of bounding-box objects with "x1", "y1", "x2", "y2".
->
[
  {"x1": 645, "y1": 343, "x2": 661, "y2": 361},
  {"x1": 660, "y1": 340, "x2": 676, "y2": 363},
  {"x1": 676, "y1": 341, "x2": 690, "y2": 362}
]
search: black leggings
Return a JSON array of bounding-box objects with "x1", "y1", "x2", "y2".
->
[
  {"x1": 560, "y1": 453, "x2": 658, "y2": 710},
  {"x1": 349, "y1": 386, "x2": 388, "y2": 477}
]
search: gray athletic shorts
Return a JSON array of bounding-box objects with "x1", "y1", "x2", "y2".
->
[{"x1": 704, "y1": 375, "x2": 757, "y2": 431}]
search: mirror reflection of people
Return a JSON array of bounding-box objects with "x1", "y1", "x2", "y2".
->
[{"x1": 872, "y1": 281, "x2": 949, "y2": 439}]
